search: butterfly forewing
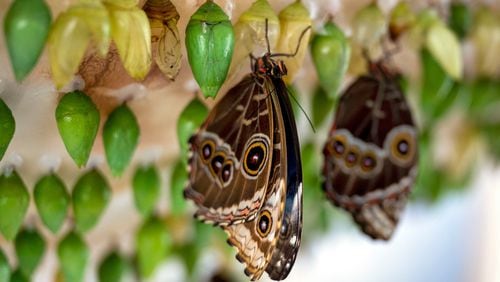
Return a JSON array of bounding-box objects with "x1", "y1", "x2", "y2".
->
[
  {"x1": 224, "y1": 102, "x2": 287, "y2": 280},
  {"x1": 185, "y1": 75, "x2": 275, "y2": 225},
  {"x1": 323, "y1": 62, "x2": 418, "y2": 240}
]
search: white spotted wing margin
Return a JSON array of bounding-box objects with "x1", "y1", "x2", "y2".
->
[{"x1": 266, "y1": 76, "x2": 303, "y2": 280}]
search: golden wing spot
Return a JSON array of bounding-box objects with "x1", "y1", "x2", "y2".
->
[
  {"x1": 360, "y1": 151, "x2": 377, "y2": 172},
  {"x1": 209, "y1": 153, "x2": 225, "y2": 177},
  {"x1": 220, "y1": 159, "x2": 234, "y2": 185},
  {"x1": 384, "y1": 125, "x2": 417, "y2": 167},
  {"x1": 200, "y1": 139, "x2": 215, "y2": 163},
  {"x1": 241, "y1": 134, "x2": 270, "y2": 178},
  {"x1": 344, "y1": 144, "x2": 361, "y2": 168},
  {"x1": 256, "y1": 210, "x2": 273, "y2": 238}
]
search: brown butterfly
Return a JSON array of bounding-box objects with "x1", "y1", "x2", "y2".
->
[
  {"x1": 184, "y1": 27, "x2": 310, "y2": 280},
  {"x1": 322, "y1": 59, "x2": 418, "y2": 240}
]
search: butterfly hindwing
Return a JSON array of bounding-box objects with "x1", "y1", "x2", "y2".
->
[{"x1": 323, "y1": 63, "x2": 418, "y2": 240}]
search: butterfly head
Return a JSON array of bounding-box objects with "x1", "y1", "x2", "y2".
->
[{"x1": 253, "y1": 54, "x2": 288, "y2": 77}]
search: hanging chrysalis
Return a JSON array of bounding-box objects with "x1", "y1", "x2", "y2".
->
[
  {"x1": 55, "y1": 91, "x2": 100, "y2": 168},
  {"x1": 34, "y1": 173, "x2": 69, "y2": 233},
  {"x1": 185, "y1": 0, "x2": 235, "y2": 98},
  {"x1": 4, "y1": 0, "x2": 51, "y2": 81},
  {"x1": 132, "y1": 165, "x2": 161, "y2": 217},
  {"x1": 276, "y1": 1, "x2": 312, "y2": 84},
  {"x1": 449, "y1": 3, "x2": 472, "y2": 40},
  {"x1": 48, "y1": 2, "x2": 111, "y2": 89},
  {"x1": 15, "y1": 229, "x2": 46, "y2": 277},
  {"x1": 57, "y1": 232, "x2": 88, "y2": 282},
  {"x1": 98, "y1": 251, "x2": 131, "y2": 282},
  {"x1": 0, "y1": 98, "x2": 15, "y2": 162},
  {"x1": 103, "y1": 104, "x2": 140, "y2": 177},
  {"x1": 228, "y1": 0, "x2": 280, "y2": 80},
  {"x1": 177, "y1": 97, "x2": 208, "y2": 164},
  {"x1": 72, "y1": 169, "x2": 111, "y2": 233},
  {"x1": 136, "y1": 217, "x2": 171, "y2": 278},
  {"x1": 310, "y1": 20, "x2": 350, "y2": 99},
  {"x1": 144, "y1": 0, "x2": 182, "y2": 80},
  {"x1": 0, "y1": 249, "x2": 9, "y2": 282},
  {"x1": 0, "y1": 170, "x2": 29, "y2": 241}
]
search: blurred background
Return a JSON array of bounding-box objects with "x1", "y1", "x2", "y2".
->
[{"x1": 0, "y1": 0, "x2": 498, "y2": 281}]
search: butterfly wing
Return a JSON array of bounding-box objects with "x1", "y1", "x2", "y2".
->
[
  {"x1": 323, "y1": 71, "x2": 418, "y2": 240},
  {"x1": 223, "y1": 77, "x2": 303, "y2": 281},
  {"x1": 185, "y1": 74, "x2": 276, "y2": 225}
]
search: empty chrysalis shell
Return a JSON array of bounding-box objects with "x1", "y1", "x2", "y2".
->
[
  {"x1": 310, "y1": 20, "x2": 350, "y2": 99},
  {"x1": 144, "y1": 0, "x2": 182, "y2": 80},
  {"x1": 102, "y1": 0, "x2": 138, "y2": 9},
  {"x1": 185, "y1": 0, "x2": 235, "y2": 98},
  {"x1": 106, "y1": 5, "x2": 152, "y2": 80},
  {"x1": 229, "y1": 0, "x2": 280, "y2": 79},
  {"x1": 4, "y1": 0, "x2": 52, "y2": 81},
  {"x1": 276, "y1": 1, "x2": 312, "y2": 84},
  {"x1": 389, "y1": 2, "x2": 416, "y2": 41},
  {"x1": 472, "y1": 8, "x2": 500, "y2": 78},
  {"x1": 425, "y1": 21, "x2": 463, "y2": 80},
  {"x1": 48, "y1": 2, "x2": 111, "y2": 89},
  {"x1": 351, "y1": 3, "x2": 387, "y2": 53}
]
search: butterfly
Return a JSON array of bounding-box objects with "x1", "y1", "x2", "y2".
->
[
  {"x1": 322, "y1": 59, "x2": 418, "y2": 240},
  {"x1": 184, "y1": 28, "x2": 309, "y2": 280}
]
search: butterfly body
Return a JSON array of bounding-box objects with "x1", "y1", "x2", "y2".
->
[
  {"x1": 322, "y1": 61, "x2": 418, "y2": 240},
  {"x1": 185, "y1": 54, "x2": 302, "y2": 280}
]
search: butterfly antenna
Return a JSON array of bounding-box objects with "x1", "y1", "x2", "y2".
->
[
  {"x1": 288, "y1": 88, "x2": 316, "y2": 132},
  {"x1": 271, "y1": 26, "x2": 312, "y2": 58},
  {"x1": 265, "y1": 18, "x2": 271, "y2": 54}
]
